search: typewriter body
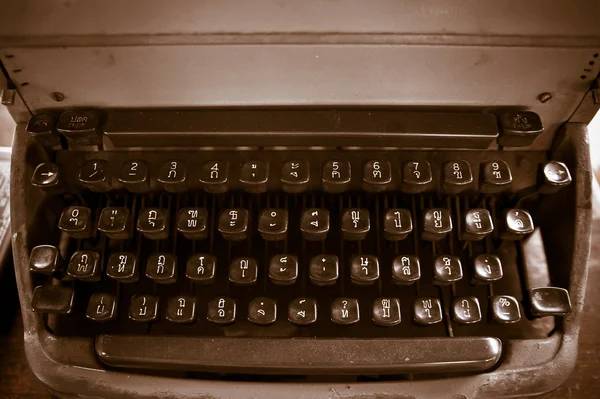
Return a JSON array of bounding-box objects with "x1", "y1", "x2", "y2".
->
[{"x1": 1, "y1": 1, "x2": 599, "y2": 398}]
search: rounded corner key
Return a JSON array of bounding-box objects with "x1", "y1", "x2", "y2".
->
[
  {"x1": 30, "y1": 245, "x2": 63, "y2": 275},
  {"x1": 322, "y1": 160, "x2": 351, "y2": 193},
  {"x1": 158, "y1": 160, "x2": 187, "y2": 193},
  {"x1": 78, "y1": 159, "x2": 111, "y2": 192},
  {"x1": 32, "y1": 285, "x2": 74, "y2": 314},
  {"x1": 32, "y1": 162, "x2": 62, "y2": 191},
  {"x1": 199, "y1": 160, "x2": 229, "y2": 193},
  {"x1": 59, "y1": 206, "x2": 93, "y2": 239}
]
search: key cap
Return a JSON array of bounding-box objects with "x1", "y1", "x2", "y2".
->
[
  {"x1": 392, "y1": 255, "x2": 421, "y2": 285},
  {"x1": 309, "y1": 255, "x2": 339, "y2": 286},
  {"x1": 462, "y1": 209, "x2": 494, "y2": 241},
  {"x1": 433, "y1": 255, "x2": 463, "y2": 285},
  {"x1": 158, "y1": 160, "x2": 187, "y2": 193},
  {"x1": 452, "y1": 297, "x2": 482, "y2": 325},
  {"x1": 413, "y1": 297, "x2": 443, "y2": 325},
  {"x1": 300, "y1": 208, "x2": 329, "y2": 241},
  {"x1": 98, "y1": 207, "x2": 131, "y2": 240},
  {"x1": 269, "y1": 255, "x2": 298, "y2": 285},
  {"x1": 207, "y1": 297, "x2": 236, "y2": 324},
  {"x1": 350, "y1": 255, "x2": 379, "y2": 285},
  {"x1": 129, "y1": 295, "x2": 159, "y2": 322},
  {"x1": 27, "y1": 113, "x2": 62, "y2": 149},
  {"x1": 403, "y1": 160, "x2": 433, "y2": 194},
  {"x1": 59, "y1": 206, "x2": 93, "y2": 239},
  {"x1": 422, "y1": 208, "x2": 452, "y2": 241},
  {"x1": 32, "y1": 163, "x2": 62, "y2": 191},
  {"x1": 472, "y1": 254, "x2": 503, "y2": 283},
  {"x1": 29, "y1": 245, "x2": 63, "y2": 275},
  {"x1": 229, "y1": 257, "x2": 258, "y2": 285},
  {"x1": 341, "y1": 208, "x2": 370, "y2": 241},
  {"x1": 502, "y1": 209, "x2": 534, "y2": 240},
  {"x1": 443, "y1": 161, "x2": 474, "y2": 194},
  {"x1": 118, "y1": 160, "x2": 149, "y2": 193},
  {"x1": 31, "y1": 285, "x2": 74, "y2": 314},
  {"x1": 67, "y1": 251, "x2": 101, "y2": 282},
  {"x1": 218, "y1": 208, "x2": 249, "y2": 241},
  {"x1": 362, "y1": 160, "x2": 392, "y2": 192},
  {"x1": 79, "y1": 159, "x2": 111, "y2": 192},
  {"x1": 480, "y1": 161, "x2": 512, "y2": 194},
  {"x1": 57, "y1": 110, "x2": 102, "y2": 149},
  {"x1": 288, "y1": 297, "x2": 317, "y2": 326},
  {"x1": 166, "y1": 296, "x2": 197, "y2": 324},
  {"x1": 86, "y1": 293, "x2": 118, "y2": 322},
  {"x1": 372, "y1": 297, "x2": 401, "y2": 326},
  {"x1": 185, "y1": 254, "x2": 216, "y2": 284},
  {"x1": 145, "y1": 253, "x2": 177, "y2": 284},
  {"x1": 137, "y1": 207, "x2": 169, "y2": 240},
  {"x1": 240, "y1": 160, "x2": 269, "y2": 193},
  {"x1": 383, "y1": 209, "x2": 413, "y2": 241},
  {"x1": 539, "y1": 161, "x2": 572, "y2": 194},
  {"x1": 529, "y1": 287, "x2": 572, "y2": 317},
  {"x1": 177, "y1": 207, "x2": 208, "y2": 240},
  {"x1": 106, "y1": 252, "x2": 139, "y2": 283},
  {"x1": 258, "y1": 208, "x2": 288, "y2": 241},
  {"x1": 248, "y1": 297, "x2": 277, "y2": 325},
  {"x1": 331, "y1": 298, "x2": 360, "y2": 325},
  {"x1": 281, "y1": 160, "x2": 310, "y2": 193},
  {"x1": 322, "y1": 160, "x2": 351, "y2": 193},
  {"x1": 491, "y1": 295, "x2": 521, "y2": 323},
  {"x1": 199, "y1": 161, "x2": 229, "y2": 193},
  {"x1": 497, "y1": 111, "x2": 543, "y2": 147}
]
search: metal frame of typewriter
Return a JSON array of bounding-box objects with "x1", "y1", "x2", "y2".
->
[{"x1": 1, "y1": 1, "x2": 599, "y2": 398}]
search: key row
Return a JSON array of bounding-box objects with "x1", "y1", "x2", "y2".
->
[
  {"x1": 58, "y1": 206, "x2": 535, "y2": 242},
  {"x1": 30, "y1": 247, "x2": 505, "y2": 286},
  {"x1": 31, "y1": 285, "x2": 528, "y2": 326}
]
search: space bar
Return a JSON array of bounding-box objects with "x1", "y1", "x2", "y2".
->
[{"x1": 96, "y1": 335, "x2": 501, "y2": 374}]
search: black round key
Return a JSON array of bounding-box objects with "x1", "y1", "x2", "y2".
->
[
  {"x1": 452, "y1": 296, "x2": 482, "y2": 324},
  {"x1": 118, "y1": 160, "x2": 149, "y2": 193},
  {"x1": 207, "y1": 297, "x2": 236, "y2": 324},
  {"x1": 32, "y1": 163, "x2": 61, "y2": 190},
  {"x1": 502, "y1": 209, "x2": 534, "y2": 240},
  {"x1": 480, "y1": 161, "x2": 512, "y2": 193},
  {"x1": 372, "y1": 297, "x2": 401, "y2": 326},
  {"x1": 86, "y1": 293, "x2": 118, "y2": 322},
  {"x1": 442, "y1": 160, "x2": 473, "y2": 194},
  {"x1": 129, "y1": 295, "x2": 159, "y2": 322},
  {"x1": 166, "y1": 296, "x2": 197, "y2": 324},
  {"x1": 177, "y1": 207, "x2": 208, "y2": 240},
  {"x1": 248, "y1": 297, "x2": 277, "y2": 325},
  {"x1": 57, "y1": 110, "x2": 102, "y2": 149},
  {"x1": 106, "y1": 252, "x2": 138, "y2": 283},
  {"x1": 137, "y1": 207, "x2": 169, "y2": 240},
  {"x1": 31, "y1": 285, "x2": 74, "y2": 314},
  {"x1": 383, "y1": 209, "x2": 413, "y2": 241},
  {"x1": 413, "y1": 297, "x2": 443, "y2": 325},
  {"x1": 281, "y1": 160, "x2": 310, "y2": 193},
  {"x1": 473, "y1": 254, "x2": 503, "y2": 283},
  {"x1": 229, "y1": 257, "x2": 258, "y2": 285},
  {"x1": 29, "y1": 245, "x2": 63, "y2": 275},
  {"x1": 350, "y1": 255, "x2": 379, "y2": 285},
  {"x1": 490, "y1": 295, "x2": 521, "y2": 323},
  {"x1": 268, "y1": 255, "x2": 298, "y2": 285},
  {"x1": 258, "y1": 209, "x2": 288, "y2": 241},
  {"x1": 402, "y1": 160, "x2": 433, "y2": 194},
  {"x1": 218, "y1": 208, "x2": 249, "y2": 241},
  {"x1": 185, "y1": 254, "x2": 216, "y2": 284},
  {"x1": 539, "y1": 161, "x2": 572, "y2": 194},
  {"x1": 145, "y1": 253, "x2": 177, "y2": 284},
  {"x1": 300, "y1": 208, "x2": 329, "y2": 241},
  {"x1": 59, "y1": 206, "x2": 93, "y2": 239},
  {"x1": 199, "y1": 161, "x2": 229, "y2": 193},
  {"x1": 362, "y1": 160, "x2": 392, "y2": 192},
  {"x1": 98, "y1": 207, "x2": 131, "y2": 240},
  {"x1": 158, "y1": 160, "x2": 187, "y2": 193},
  {"x1": 79, "y1": 159, "x2": 111, "y2": 192},
  {"x1": 462, "y1": 209, "x2": 494, "y2": 241},
  {"x1": 341, "y1": 208, "x2": 370, "y2": 240},
  {"x1": 497, "y1": 111, "x2": 544, "y2": 147},
  {"x1": 529, "y1": 287, "x2": 572, "y2": 317},
  {"x1": 309, "y1": 255, "x2": 339, "y2": 286},
  {"x1": 67, "y1": 250, "x2": 101, "y2": 282},
  {"x1": 433, "y1": 255, "x2": 463, "y2": 285},
  {"x1": 392, "y1": 255, "x2": 421, "y2": 285},
  {"x1": 27, "y1": 113, "x2": 61, "y2": 148},
  {"x1": 422, "y1": 208, "x2": 452, "y2": 241},
  {"x1": 240, "y1": 160, "x2": 269, "y2": 193},
  {"x1": 331, "y1": 297, "x2": 360, "y2": 325},
  {"x1": 322, "y1": 160, "x2": 351, "y2": 193},
  {"x1": 288, "y1": 297, "x2": 317, "y2": 326}
]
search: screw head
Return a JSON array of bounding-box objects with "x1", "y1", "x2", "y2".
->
[
  {"x1": 50, "y1": 92, "x2": 65, "y2": 102},
  {"x1": 538, "y1": 92, "x2": 553, "y2": 103}
]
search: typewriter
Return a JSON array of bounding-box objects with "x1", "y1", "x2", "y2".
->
[{"x1": 1, "y1": 1, "x2": 599, "y2": 398}]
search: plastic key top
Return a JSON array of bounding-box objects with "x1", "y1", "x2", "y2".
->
[{"x1": 59, "y1": 206, "x2": 93, "y2": 239}]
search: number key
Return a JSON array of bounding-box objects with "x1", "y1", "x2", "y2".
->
[
  {"x1": 158, "y1": 160, "x2": 187, "y2": 193},
  {"x1": 322, "y1": 160, "x2": 351, "y2": 193},
  {"x1": 402, "y1": 160, "x2": 433, "y2": 194},
  {"x1": 362, "y1": 160, "x2": 392, "y2": 192},
  {"x1": 59, "y1": 206, "x2": 93, "y2": 239},
  {"x1": 118, "y1": 160, "x2": 149, "y2": 193},
  {"x1": 199, "y1": 161, "x2": 229, "y2": 193},
  {"x1": 79, "y1": 159, "x2": 111, "y2": 192},
  {"x1": 442, "y1": 161, "x2": 473, "y2": 194},
  {"x1": 481, "y1": 161, "x2": 512, "y2": 193}
]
